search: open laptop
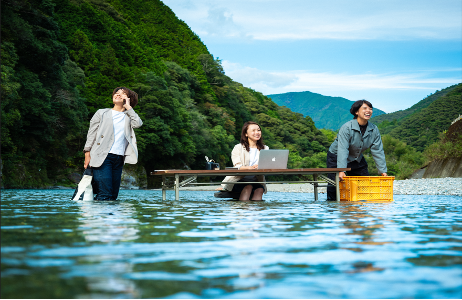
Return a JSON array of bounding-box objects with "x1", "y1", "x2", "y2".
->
[{"x1": 258, "y1": 149, "x2": 289, "y2": 169}]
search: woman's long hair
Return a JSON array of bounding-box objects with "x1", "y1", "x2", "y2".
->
[{"x1": 240, "y1": 121, "x2": 265, "y2": 151}]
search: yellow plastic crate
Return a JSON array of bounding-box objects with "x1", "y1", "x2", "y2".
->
[{"x1": 339, "y1": 176, "x2": 395, "y2": 201}]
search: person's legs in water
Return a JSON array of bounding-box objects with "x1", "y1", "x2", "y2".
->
[
  {"x1": 93, "y1": 155, "x2": 114, "y2": 200},
  {"x1": 239, "y1": 184, "x2": 253, "y2": 201},
  {"x1": 326, "y1": 153, "x2": 369, "y2": 200},
  {"x1": 326, "y1": 151, "x2": 337, "y2": 200},
  {"x1": 240, "y1": 184, "x2": 264, "y2": 200},
  {"x1": 251, "y1": 187, "x2": 264, "y2": 200},
  {"x1": 232, "y1": 178, "x2": 265, "y2": 200},
  {"x1": 111, "y1": 154, "x2": 124, "y2": 200}
]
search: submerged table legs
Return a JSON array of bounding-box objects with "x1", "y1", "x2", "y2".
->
[
  {"x1": 313, "y1": 174, "x2": 318, "y2": 201},
  {"x1": 335, "y1": 172, "x2": 340, "y2": 201},
  {"x1": 161, "y1": 175, "x2": 180, "y2": 200},
  {"x1": 175, "y1": 174, "x2": 180, "y2": 200},
  {"x1": 160, "y1": 171, "x2": 343, "y2": 201},
  {"x1": 162, "y1": 175, "x2": 167, "y2": 200}
]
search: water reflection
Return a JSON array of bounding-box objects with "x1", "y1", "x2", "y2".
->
[
  {"x1": 227, "y1": 203, "x2": 267, "y2": 291},
  {"x1": 78, "y1": 202, "x2": 139, "y2": 243},
  {"x1": 1, "y1": 190, "x2": 461, "y2": 299},
  {"x1": 336, "y1": 203, "x2": 393, "y2": 273},
  {"x1": 339, "y1": 203, "x2": 392, "y2": 245},
  {"x1": 75, "y1": 201, "x2": 140, "y2": 298}
]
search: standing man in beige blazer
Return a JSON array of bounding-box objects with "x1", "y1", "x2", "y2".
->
[
  {"x1": 221, "y1": 121, "x2": 269, "y2": 201},
  {"x1": 83, "y1": 87, "x2": 143, "y2": 200}
]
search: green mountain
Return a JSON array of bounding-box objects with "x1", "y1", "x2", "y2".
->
[
  {"x1": 267, "y1": 91, "x2": 386, "y2": 130},
  {"x1": 1, "y1": 0, "x2": 329, "y2": 188},
  {"x1": 371, "y1": 84, "x2": 460, "y2": 125},
  {"x1": 380, "y1": 84, "x2": 462, "y2": 152}
]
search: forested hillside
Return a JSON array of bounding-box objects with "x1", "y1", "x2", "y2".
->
[
  {"x1": 382, "y1": 85, "x2": 462, "y2": 152},
  {"x1": 1, "y1": 0, "x2": 329, "y2": 188},
  {"x1": 268, "y1": 90, "x2": 386, "y2": 130},
  {"x1": 357, "y1": 84, "x2": 462, "y2": 178},
  {"x1": 371, "y1": 84, "x2": 460, "y2": 125}
]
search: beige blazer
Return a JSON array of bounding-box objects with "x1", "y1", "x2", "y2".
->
[
  {"x1": 83, "y1": 108, "x2": 143, "y2": 167},
  {"x1": 221, "y1": 143, "x2": 269, "y2": 193}
]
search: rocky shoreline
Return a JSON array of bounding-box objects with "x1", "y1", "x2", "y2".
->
[{"x1": 181, "y1": 177, "x2": 462, "y2": 196}]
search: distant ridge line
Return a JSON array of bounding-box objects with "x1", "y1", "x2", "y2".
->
[{"x1": 267, "y1": 90, "x2": 386, "y2": 131}]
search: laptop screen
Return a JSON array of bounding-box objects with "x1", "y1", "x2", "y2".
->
[{"x1": 258, "y1": 149, "x2": 289, "y2": 169}]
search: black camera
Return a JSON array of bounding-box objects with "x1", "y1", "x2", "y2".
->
[{"x1": 206, "y1": 162, "x2": 220, "y2": 170}]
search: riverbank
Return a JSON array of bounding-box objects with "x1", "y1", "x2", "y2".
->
[
  {"x1": 181, "y1": 177, "x2": 462, "y2": 196},
  {"x1": 16, "y1": 178, "x2": 461, "y2": 196}
]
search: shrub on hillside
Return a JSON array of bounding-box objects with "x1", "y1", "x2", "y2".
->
[
  {"x1": 424, "y1": 119, "x2": 462, "y2": 161},
  {"x1": 364, "y1": 135, "x2": 425, "y2": 179}
]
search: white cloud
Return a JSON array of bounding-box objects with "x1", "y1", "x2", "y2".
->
[
  {"x1": 222, "y1": 60, "x2": 461, "y2": 112},
  {"x1": 162, "y1": 0, "x2": 461, "y2": 112},
  {"x1": 163, "y1": 0, "x2": 462, "y2": 41},
  {"x1": 201, "y1": 7, "x2": 240, "y2": 37},
  {"x1": 222, "y1": 61, "x2": 297, "y2": 87}
]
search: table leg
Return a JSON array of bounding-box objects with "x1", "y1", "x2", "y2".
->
[
  {"x1": 335, "y1": 172, "x2": 340, "y2": 202},
  {"x1": 175, "y1": 174, "x2": 180, "y2": 200},
  {"x1": 162, "y1": 175, "x2": 166, "y2": 200},
  {"x1": 313, "y1": 174, "x2": 318, "y2": 201}
]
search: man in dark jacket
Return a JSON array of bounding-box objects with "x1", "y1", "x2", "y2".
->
[{"x1": 326, "y1": 100, "x2": 387, "y2": 200}]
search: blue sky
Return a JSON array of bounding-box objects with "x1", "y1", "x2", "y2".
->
[{"x1": 162, "y1": 0, "x2": 462, "y2": 113}]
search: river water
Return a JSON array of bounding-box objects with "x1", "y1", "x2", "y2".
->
[{"x1": 1, "y1": 189, "x2": 461, "y2": 298}]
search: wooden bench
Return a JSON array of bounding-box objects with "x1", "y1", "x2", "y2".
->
[{"x1": 151, "y1": 168, "x2": 350, "y2": 201}]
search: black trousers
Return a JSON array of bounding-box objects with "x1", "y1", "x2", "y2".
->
[{"x1": 326, "y1": 151, "x2": 369, "y2": 200}]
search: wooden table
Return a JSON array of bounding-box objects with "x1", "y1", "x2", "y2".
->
[{"x1": 151, "y1": 168, "x2": 350, "y2": 201}]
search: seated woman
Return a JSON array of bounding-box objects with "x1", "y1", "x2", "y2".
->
[
  {"x1": 221, "y1": 121, "x2": 269, "y2": 201},
  {"x1": 83, "y1": 87, "x2": 143, "y2": 200},
  {"x1": 326, "y1": 100, "x2": 387, "y2": 200}
]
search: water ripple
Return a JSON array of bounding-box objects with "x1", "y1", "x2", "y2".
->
[{"x1": 1, "y1": 189, "x2": 461, "y2": 298}]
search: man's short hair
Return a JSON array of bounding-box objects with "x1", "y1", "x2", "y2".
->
[
  {"x1": 112, "y1": 87, "x2": 139, "y2": 108},
  {"x1": 350, "y1": 100, "x2": 373, "y2": 119}
]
